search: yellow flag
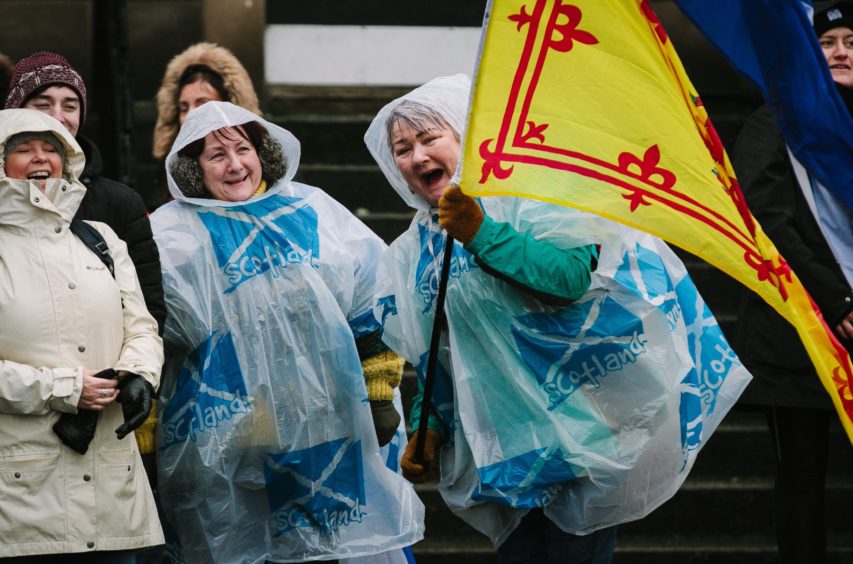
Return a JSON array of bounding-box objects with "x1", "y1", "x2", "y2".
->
[{"x1": 460, "y1": 0, "x2": 853, "y2": 442}]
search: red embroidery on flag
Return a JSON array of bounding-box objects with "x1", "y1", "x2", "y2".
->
[
  {"x1": 545, "y1": 3, "x2": 598, "y2": 52},
  {"x1": 617, "y1": 145, "x2": 676, "y2": 191},
  {"x1": 744, "y1": 253, "x2": 792, "y2": 301},
  {"x1": 479, "y1": 138, "x2": 515, "y2": 183},
  {"x1": 509, "y1": 4, "x2": 534, "y2": 30},
  {"x1": 639, "y1": 0, "x2": 668, "y2": 43},
  {"x1": 476, "y1": 0, "x2": 776, "y2": 282},
  {"x1": 521, "y1": 121, "x2": 549, "y2": 143}
]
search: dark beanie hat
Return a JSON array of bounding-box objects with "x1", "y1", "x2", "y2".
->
[
  {"x1": 4, "y1": 52, "x2": 87, "y2": 127},
  {"x1": 814, "y1": 1, "x2": 853, "y2": 36}
]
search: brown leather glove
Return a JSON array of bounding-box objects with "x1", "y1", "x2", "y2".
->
[
  {"x1": 401, "y1": 428, "x2": 441, "y2": 484},
  {"x1": 438, "y1": 186, "x2": 484, "y2": 245}
]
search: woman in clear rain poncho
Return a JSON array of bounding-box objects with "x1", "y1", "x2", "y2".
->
[
  {"x1": 149, "y1": 101, "x2": 424, "y2": 564},
  {"x1": 365, "y1": 75, "x2": 752, "y2": 563}
]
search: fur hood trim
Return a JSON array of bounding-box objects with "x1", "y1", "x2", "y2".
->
[{"x1": 152, "y1": 42, "x2": 260, "y2": 160}]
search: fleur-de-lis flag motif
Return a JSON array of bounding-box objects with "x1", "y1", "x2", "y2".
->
[{"x1": 460, "y1": 0, "x2": 853, "y2": 442}]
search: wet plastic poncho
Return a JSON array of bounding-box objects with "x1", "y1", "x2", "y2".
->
[
  {"x1": 366, "y1": 75, "x2": 751, "y2": 545},
  {"x1": 151, "y1": 102, "x2": 424, "y2": 563}
]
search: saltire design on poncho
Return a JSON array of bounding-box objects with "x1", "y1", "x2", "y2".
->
[
  {"x1": 368, "y1": 71, "x2": 751, "y2": 542},
  {"x1": 460, "y1": 0, "x2": 853, "y2": 442},
  {"x1": 152, "y1": 102, "x2": 423, "y2": 564}
]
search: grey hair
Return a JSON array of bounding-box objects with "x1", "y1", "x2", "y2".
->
[{"x1": 385, "y1": 99, "x2": 460, "y2": 152}]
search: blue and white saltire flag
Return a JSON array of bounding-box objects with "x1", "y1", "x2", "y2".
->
[{"x1": 676, "y1": 0, "x2": 853, "y2": 212}]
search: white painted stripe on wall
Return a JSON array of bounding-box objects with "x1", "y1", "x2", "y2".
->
[{"x1": 265, "y1": 24, "x2": 482, "y2": 85}]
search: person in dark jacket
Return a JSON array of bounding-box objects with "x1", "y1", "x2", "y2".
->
[{"x1": 731, "y1": 3, "x2": 853, "y2": 563}]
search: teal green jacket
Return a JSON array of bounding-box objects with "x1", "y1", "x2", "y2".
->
[{"x1": 411, "y1": 216, "x2": 597, "y2": 436}]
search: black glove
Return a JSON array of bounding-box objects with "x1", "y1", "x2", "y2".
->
[
  {"x1": 53, "y1": 368, "x2": 117, "y2": 455},
  {"x1": 115, "y1": 373, "x2": 154, "y2": 440},
  {"x1": 370, "y1": 400, "x2": 401, "y2": 447}
]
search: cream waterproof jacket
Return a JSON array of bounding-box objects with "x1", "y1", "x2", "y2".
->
[{"x1": 0, "y1": 109, "x2": 164, "y2": 557}]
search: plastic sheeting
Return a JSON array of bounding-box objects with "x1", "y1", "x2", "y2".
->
[
  {"x1": 377, "y1": 198, "x2": 751, "y2": 545},
  {"x1": 367, "y1": 76, "x2": 751, "y2": 546},
  {"x1": 151, "y1": 102, "x2": 424, "y2": 563}
]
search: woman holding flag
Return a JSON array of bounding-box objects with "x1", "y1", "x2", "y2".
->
[{"x1": 365, "y1": 74, "x2": 751, "y2": 563}]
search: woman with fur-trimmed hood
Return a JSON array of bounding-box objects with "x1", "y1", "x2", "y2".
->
[{"x1": 152, "y1": 42, "x2": 260, "y2": 162}]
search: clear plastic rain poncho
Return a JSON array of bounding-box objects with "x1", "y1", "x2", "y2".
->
[
  {"x1": 150, "y1": 102, "x2": 424, "y2": 563},
  {"x1": 365, "y1": 75, "x2": 751, "y2": 545}
]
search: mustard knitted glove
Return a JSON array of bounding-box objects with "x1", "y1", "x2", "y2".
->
[
  {"x1": 133, "y1": 400, "x2": 158, "y2": 455},
  {"x1": 357, "y1": 333, "x2": 405, "y2": 445},
  {"x1": 438, "y1": 186, "x2": 484, "y2": 245},
  {"x1": 362, "y1": 350, "x2": 405, "y2": 401}
]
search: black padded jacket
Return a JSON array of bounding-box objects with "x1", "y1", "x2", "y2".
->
[
  {"x1": 74, "y1": 135, "x2": 167, "y2": 335},
  {"x1": 731, "y1": 106, "x2": 853, "y2": 409}
]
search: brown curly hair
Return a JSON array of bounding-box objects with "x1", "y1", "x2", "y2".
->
[{"x1": 169, "y1": 121, "x2": 285, "y2": 199}]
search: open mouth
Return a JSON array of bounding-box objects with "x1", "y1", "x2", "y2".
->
[
  {"x1": 420, "y1": 169, "x2": 444, "y2": 186},
  {"x1": 27, "y1": 171, "x2": 50, "y2": 181}
]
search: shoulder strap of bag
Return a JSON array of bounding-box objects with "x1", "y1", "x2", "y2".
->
[{"x1": 69, "y1": 218, "x2": 115, "y2": 279}]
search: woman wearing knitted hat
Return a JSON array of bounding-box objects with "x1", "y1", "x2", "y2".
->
[
  {"x1": 149, "y1": 101, "x2": 423, "y2": 563},
  {"x1": 0, "y1": 108, "x2": 164, "y2": 561},
  {"x1": 732, "y1": 2, "x2": 853, "y2": 562},
  {"x1": 5, "y1": 51, "x2": 166, "y2": 342}
]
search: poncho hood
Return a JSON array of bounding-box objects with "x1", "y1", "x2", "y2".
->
[
  {"x1": 165, "y1": 101, "x2": 300, "y2": 207},
  {"x1": 365, "y1": 74, "x2": 471, "y2": 213}
]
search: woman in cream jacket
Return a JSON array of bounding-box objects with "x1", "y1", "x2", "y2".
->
[{"x1": 0, "y1": 108, "x2": 164, "y2": 561}]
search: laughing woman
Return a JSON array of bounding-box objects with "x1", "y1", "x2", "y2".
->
[
  {"x1": 149, "y1": 101, "x2": 423, "y2": 564},
  {"x1": 0, "y1": 109, "x2": 164, "y2": 562},
  {"x1": 365, "y1": 75, "x2": 752, "y2": 564}
]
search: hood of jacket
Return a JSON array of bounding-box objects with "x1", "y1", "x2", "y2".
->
[
  {"x1": 153, "y1": 42, "x2": 261, "y2": 161},
  {"x1": 364, "y1": 74, "x2": 471, "y2": 213},
  {"x1": 165, "y1": 101, "x2": 300, "y2": 207},
  {"x1": 0, "y1": 108, "x2": 87, "y2": 226}
]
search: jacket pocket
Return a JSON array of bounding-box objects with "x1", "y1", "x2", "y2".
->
[
  {"x1": 96, "y1": 445, "x2": 149, "y2": 537},
  {"x1": 0, "y1": 451, "x2": 66, "y2": 542}
]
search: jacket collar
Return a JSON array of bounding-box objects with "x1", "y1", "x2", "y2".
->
[
  {"x1": 77, "y1": 134, "x2": 103, "y2": 181},
  {"x1": 0, "y1": 177, "x2": 86, "y2": 227}
]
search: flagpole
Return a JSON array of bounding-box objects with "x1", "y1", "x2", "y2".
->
[{"x1": 413, "y1": 234, "x2": 455, "y2": 467}]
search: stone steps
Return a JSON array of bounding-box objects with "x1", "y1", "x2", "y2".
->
[{"x1": 405, "y1": 408, "x2": 853, "y2": 562}]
